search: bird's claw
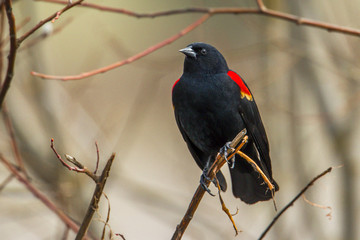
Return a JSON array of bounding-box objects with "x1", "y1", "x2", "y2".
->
[
  {"x1": 200, "y1": 171, "x2": 215, "y2": 196},
  {"x1": 220, "y1": 142, "x2": 236, "y2": 169}
]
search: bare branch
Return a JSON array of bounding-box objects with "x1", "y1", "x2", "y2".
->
[
  {"x1": 171, "y1": 129, "x2": 247, "y2": 240},
  {"x1": 302, "y1": 194, "x2": 332, "y2": 220},
  {"x1": 0, "y1": 0, "x2": 17, "y2": 110},
  {"x1": 100, "y1": 193, "x2": 111, "y2": 240},
  {"x1": 0, "y1": 173, "x2": 14, "y2": 192},
  {"x1": 75, "y1": 153, "x2": 115, "y2": 240},
  {"x1": 17, "y1": 0, "x2": 84, "y2": 45},
  {"x1": 2, "y1": 104, "x2": 27, "y2": 176},
  {"x1": 49, "y1": 139, "x2": 116, "y2": 239},
  {"x1": 50, "y1": 138, "x2": 98, "y2": 181},
  {"x1": 255, "y1": 0, "x2": 267, "y2": 11},
  {"x1": 30, "y1": 1, "x2": 360, "y2": 81},
  {"x1": 94, "y1": 141, "x2": 100, "y2": 175},
  {"x1": 31, "y1": 14, "x2": 210, "y2": 80},
  {"x1": 259, "y1": 167, "x2": 334, "y2": 240},
  {"x1": 36, "y1": 0, "x2": 360, "y2": 37},
  {"x1": 215, "y1": 178, "x2": 240, "y2": 235}
]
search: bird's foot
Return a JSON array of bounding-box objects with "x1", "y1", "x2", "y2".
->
[
  {"x1": 220, "y1": 142, "x2": 236, "y2": 169},
  {"x1": 200, "y1": 169, "x2": 215, "y2": 196}
]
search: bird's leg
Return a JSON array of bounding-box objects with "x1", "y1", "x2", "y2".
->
[
  {"x1": 200, "y1": 167, "x2": 215, "y2": 196},
  {"x1": 220, "y1": 142, "x2": 236, "y2": 168}
]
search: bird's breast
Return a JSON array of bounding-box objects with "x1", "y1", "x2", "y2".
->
[{"x1": 173, "y1": 74, "x2": 244, "y2": 154}]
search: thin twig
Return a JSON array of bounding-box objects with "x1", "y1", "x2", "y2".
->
[
  {"x1": 0, "y1": 16, "x2": 31, "y2": 47},
  {"x1": 17, "y1": 0, "x2": 84, "y2": 45},
  {"x1": 18, "y1": 17, "x2": 73, "y2": 52},
  {"x1": 258, "y1": 167, "x2": 334, "y2": 240},
  {"x1": 94, "y1": 141, "x2": 100, "y2": 175},
  {"x1": 236, "y1": 150, "x2": 275, "y2": 192},
  {"x1": 61, "y1": 226, "x2": 70, "y2": 240},
  {"x1": 302, "y1": 194, "x2": 332, "y2": 220},
  {"x1": 0, "y1": 4, "x2": 5, "y2": 84},
  {"x1": 171, "y1": 129, "x2": 247, "y2": 240},
  {"x1": 215, "y1": 178, "x2": 240, "y2": 235},
  {"x1": 50, "y1": 138, "x2": 98, "y2": 181},
  {"x1": 101, "y1": 193, "x2": 111, "y2": 240},
  {"x1": 75, "y1": 153, "x2": 115, "y2": 240},
  {"x1": 0, "y1": 173, "x2": 14, "y2": 192},
  {"x1": 31, "y1": 14, "x2": 210, "y2": 80},
  {"x1": 30, "y1": 2, "x2": 360, "y2": 81},
  {"x1": 2, "y1": 104, "x2": 28, "y2": 176},
  {"x1": 36, "y1": 0, "x2": 360, "y2": 37}
]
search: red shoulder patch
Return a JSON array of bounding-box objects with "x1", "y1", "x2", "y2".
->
[
  {"x1": 172, "y1": 78, "x2": 180, "y2": 92},
  {"x1": 227, "y1": 70, "x2": 253, "y2": 101}
]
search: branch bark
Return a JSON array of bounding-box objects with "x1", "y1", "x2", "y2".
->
[
  {"x1": 37, "y1": 0, "x2": 360, "y2": 37},
  {"x1": 0, "y1": 0, "x2": 17, "y2": 109},
  {"x1": 171, "y1": 129, "x2": 247, "y2": 240},
  {"x1": 75, "y1": 154, "x2": 115, "y2": 240},
  {"x1": 30, "y1": 1, "x2": 360, "y2": 81},
  {"x1": 31, "y1": 14, "x2": 210, "y2": 80},
  {"x1": 17, "y1": 0, "x2": 84, "y2": 45}
]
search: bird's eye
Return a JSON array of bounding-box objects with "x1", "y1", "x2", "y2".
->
[{"x1": 200, "y1": 49, "x2": 207, "y2": 55}]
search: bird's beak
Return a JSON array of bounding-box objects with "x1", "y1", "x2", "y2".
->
[{"x1": 179, "y1": 46, "x2": 196, "y2": 58}]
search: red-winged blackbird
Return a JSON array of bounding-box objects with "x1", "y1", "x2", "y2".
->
[{"x1": 172, "y1": 42, "x2": 279, "y2": 204}]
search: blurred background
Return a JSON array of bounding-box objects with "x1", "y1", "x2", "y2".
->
[{"x1": 0, "y1": 0, "x2": 359, "y2": 239}]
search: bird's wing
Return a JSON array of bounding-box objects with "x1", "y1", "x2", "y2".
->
[
  {"x1": 174, "y1": 110, "x2": 208, "y2": 169},
  {"x1": 227, "y1": 70, "x2": 272, "y2": 177},
  {"x1": 174, "y1": 109, "x2": 227, "y2": 191}
]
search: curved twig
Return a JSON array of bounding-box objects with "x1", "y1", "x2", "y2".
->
[
  {"x1": 258, "y1": 167, "x2": 334, "y2": 240},
  {"x1": 30, "y1": 1, "x2": 360, "y2": 81},
  {"x1": 31, "y1": 14, "x2": 210, "y2": 80}
]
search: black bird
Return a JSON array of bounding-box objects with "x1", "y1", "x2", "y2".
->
[{"x1": 172, "y1": 42, "x2": 279, "y2": 204}]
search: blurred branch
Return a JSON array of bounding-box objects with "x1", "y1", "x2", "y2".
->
[
  {"x1": 0, "y1": 173, "x2": 14, "y2": 192},
  {"x1": 18, "y1": 18, "x2": 73, "y2": 52},
  {"x1": 0, "y1": 0, "x2": 80, "y2": 108},
  {"x1": 0, "y1": 0, "x2": 17, "y2": 110},
  {"x1": 75, "y1": 154, "x2": 115, "y2": 240},
  {"x1": 302, "y1": 194, "x2": 332, "y2": 220},
  {"x1": 17, "y1": 0, "x2": 84, "y2": 45},
  {"x1": 259, "y1": 166, "x2": 334, "y2": 240},
  {"x1": 31, "y1": 1, "x2": 360, "y2": 81},
  {"x1": 0, "y1": 16, "x2": 31, "y2": 48},
  {"x1": 171, "y1": 129, "x2": 247, "y2": 240},
  {"x1": 37, "y1": 0, "x2": 360, "y2": 37},
  {"x1": 2, "y1": 104, "x2": 27, "y2": 176},
  {"x1": 51, "y1": 138, "x2": 98, "y2": 181},
  {"x1": 0, "y1": 155, "x2": 82, "y2": 236},
  {"x1": 31, "y1": 14, "x2": 210, "y2": 80},
  {"x1": 50, "y1": 139, "x2": 116, "y2": 240}
]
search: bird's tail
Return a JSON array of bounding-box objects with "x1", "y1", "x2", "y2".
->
[{"x1": 229, "y1": 155, "x2": 279, "y2": 204}]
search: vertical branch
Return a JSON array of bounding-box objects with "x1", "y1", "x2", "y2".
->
[
  {"x1": 2, "y1": 104, "x2": 28, "y2": 176},
  {"x1": 75, "y1": 154, "x2": 115, "y2": 240},
  {"x1": 0, "y1": 3, "x2": 5, "y2": 83},
  {"x1": 0, "y1": 0, "x2": 17, "y2": 109}
]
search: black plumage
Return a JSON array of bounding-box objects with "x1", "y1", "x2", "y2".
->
[{"x1": 172, "y1": 42, "x2": 278, "y2": 204}]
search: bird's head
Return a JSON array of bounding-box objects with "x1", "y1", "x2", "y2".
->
[{"x1": 179, "y1": 42, "x2": 229, "y2": 74}]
